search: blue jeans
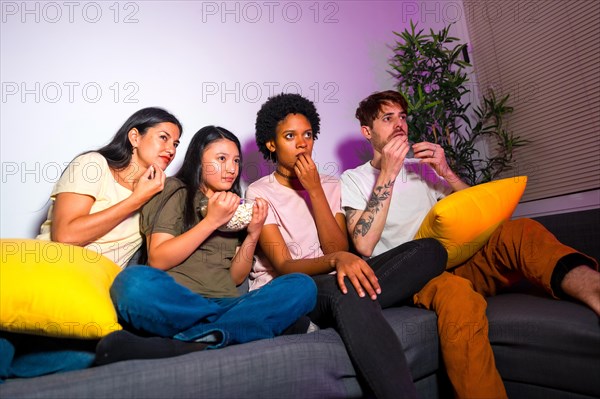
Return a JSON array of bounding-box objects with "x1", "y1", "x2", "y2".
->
[
  {"x1": 0, "y1": 333, "x2": 95, "y2": 381},
  {"x1": 308, "y1": 238, "x2": 447, "y2": 399},
  {"x1": 110, "y1": 266, "x2": 316, "y2": 348}
]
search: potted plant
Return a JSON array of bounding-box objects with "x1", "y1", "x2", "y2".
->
[{"x1": 390, "y1": 21, "x2": 529, "y2": 185}]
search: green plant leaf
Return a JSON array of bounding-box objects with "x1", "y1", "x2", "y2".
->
[{"x1": 388, "y1": 20, "x2": 528, "y2": 185}]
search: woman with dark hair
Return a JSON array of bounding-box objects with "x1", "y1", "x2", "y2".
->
[
  {"x1": 99, "y1": 126, "x2": 316, "y2": 361},
  {"x1": 37, "y1": 107, "x2": 182, "y2": 268},
  {"x1": 246, "y1": 93, "x2": 446, "y2": 399},
  {"x1": 7, "y1": 108, "x2": 182, "y2": 378}
]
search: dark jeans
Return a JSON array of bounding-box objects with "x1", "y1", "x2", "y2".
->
[{"x1": 308, "y1": 238, "x2": 447, "y2": 399}]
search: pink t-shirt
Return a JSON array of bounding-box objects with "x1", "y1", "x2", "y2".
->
[{"x1": 245, "y1": 173, "x2": 343, "y2": 290}]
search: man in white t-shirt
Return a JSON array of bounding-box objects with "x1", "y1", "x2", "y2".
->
[{"x1": 340, "y1": 90, "x2": 600, "y2": 399}]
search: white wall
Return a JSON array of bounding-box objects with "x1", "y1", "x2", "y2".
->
[{"x1": 0, "y1": 0, "x2": 473, "y2": 238}]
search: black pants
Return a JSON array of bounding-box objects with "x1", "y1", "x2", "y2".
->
[{"x1": 309, "y1": 238, "x2": 447, "y2": 399}]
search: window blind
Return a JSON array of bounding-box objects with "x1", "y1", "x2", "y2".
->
[{"x1": 465, "y1": 0, "x2": 600, "y2": 201}]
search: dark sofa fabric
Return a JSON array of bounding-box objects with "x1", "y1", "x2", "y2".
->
[
  {"x1": 1, "y1": 294, "x2": 598, "y2": 399},
  {"x1": 0, "y1": 307, "x2": 439, "y2": 399},
  {"x1": 489, "y1": 294, "x2": 600, "y2": 398},
  {"x1": 532, "y1": 208, "x2": 599, "y2": 262},
  {"x1": 1, "y1": 209, "x2": 599, "y2": 398}
]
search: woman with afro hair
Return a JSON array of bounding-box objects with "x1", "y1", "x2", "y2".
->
[{"x1": 245, "y1": 93, "x2": 446, "y2": 398}]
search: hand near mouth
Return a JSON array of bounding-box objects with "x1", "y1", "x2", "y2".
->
[
  {"x1": 412, "y1": 141, "x2": 448, "y2": 176},
  {"x1": 380, "y1": 135, "x2": 410, "y2": 179},
  {"x1": 391, "y1": 130, "x2": 407, "y2": 139},
  {"x1": 131, "y1": 163, "x2": 166, "y2": 206},
  {"x1": 412, "y1": 141, "x2": 469, "y2": 190},
  {"x1": 294, "y1": 153, "x2": 322, "y2": 193}
]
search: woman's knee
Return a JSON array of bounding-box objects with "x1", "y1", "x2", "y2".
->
[
  {"x1": 110, "y1": 266, "x2": 162, "y2": 305},
  {"x1": 280, "y1": 273, "x2": 316, "y2": 292},
  {"x1": 274, "y1": 273, "x2": 317, "y2": 308}
]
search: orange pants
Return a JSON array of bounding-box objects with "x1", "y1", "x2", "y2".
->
[{"x1": 413, "y1": 218, "x2": 598, "y2": 399}]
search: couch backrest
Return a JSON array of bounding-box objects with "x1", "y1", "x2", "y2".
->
[{"x1": 531, "y1": 208, "x2": 599, "y2": 263}]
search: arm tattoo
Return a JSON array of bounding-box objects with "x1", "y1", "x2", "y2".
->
[
  {"x1": 345, "y1": 208, "x2": 358, "y2": 226},
  {"x1": 354, "y1": 179, "x2": 395, "y2": 238}
]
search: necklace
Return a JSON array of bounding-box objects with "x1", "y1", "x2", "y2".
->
[{"x1": 275, "y1": 168, "x2": 296, "y2": 180}]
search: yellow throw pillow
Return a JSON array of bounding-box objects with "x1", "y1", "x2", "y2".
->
[
  {"x1": 0, "y1": 239, "x2": 122, "y2": 339},
  {"x1": 414, "y1": 176, "x2": 527, "y2": 268}
]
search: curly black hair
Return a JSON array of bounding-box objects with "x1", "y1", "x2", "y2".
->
[{"x1": 255, "y1": 93, "x2": 320, "y2": 163}]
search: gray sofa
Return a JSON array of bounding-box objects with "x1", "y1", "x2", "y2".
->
[{"x1": 2, "y1": 210, "x2": 599, "y2": 399}]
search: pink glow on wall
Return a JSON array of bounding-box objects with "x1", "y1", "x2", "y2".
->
[{"x1": 1, "y1": 1, "x2": 472, "y2": 237}]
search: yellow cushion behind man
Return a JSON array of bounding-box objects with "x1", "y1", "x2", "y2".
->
[
  {"x1": 415, "y1": 176, "x2": 527, "y2": 268},
  {"x1": 0, "y1": 239, "x2": 122, "y2": 339}
]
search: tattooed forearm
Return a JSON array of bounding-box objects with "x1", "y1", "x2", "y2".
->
[
  {"x1": 354, "y1": 179, "x2": 394, "y2": 237},
  {"x1": 354, "y1": 214, "x2": 374, "y2": 238},
  {"x1": 345, "y1": 208, "x2": 358, "y2": 225},
  {"x1": 367, "y1": 179, "x2": 394, "y2": 214}
]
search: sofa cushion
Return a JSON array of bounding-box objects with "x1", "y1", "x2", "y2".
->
[
  {"x1": 0, "y1": 329, "x2": 362, "y2": 399},
  {"x1": 2, "y1": 293, "x2": 597, "y2": 399},
  {"x1": 0, "y1": 306, "x2": 440, "y2": 399},
  {"x1": 532, "y1": 208, "x2": 600, "y2": 263},
  {"x1": 415, "y1": 176, "x2": 527, "y2": 268},
  {"x1": 0, "y1": 239, "x2": 122, "y2": 339},
  {"x1": 487, "y1": 294, "x2": 600, "y2": 398},
  {"x1": 383, "y1": 306, "x2": 440, "y2": 381}
]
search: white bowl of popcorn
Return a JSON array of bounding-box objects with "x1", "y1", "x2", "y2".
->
[{"x1": 199, "y1": 197, "x2": 254, "y2": 232}]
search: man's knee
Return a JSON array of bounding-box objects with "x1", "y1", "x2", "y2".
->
[
  {"x1": 436, "y1": 274, "x2": 479, "y2": 299},
  {"x1": 501, "y1": 218, "x2": 545, "y2": 235},
  {"x1": 416, "y1": 273, "x2": 486, "y2": 312}
]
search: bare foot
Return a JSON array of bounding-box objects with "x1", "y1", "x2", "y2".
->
[{"x1": 561, "y1": 265, "x2": 600, "y2": 315}]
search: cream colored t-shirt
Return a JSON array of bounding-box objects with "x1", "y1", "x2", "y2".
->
[{"x1": 37, "y1": 152, "x2": 141, "y2": 268}]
